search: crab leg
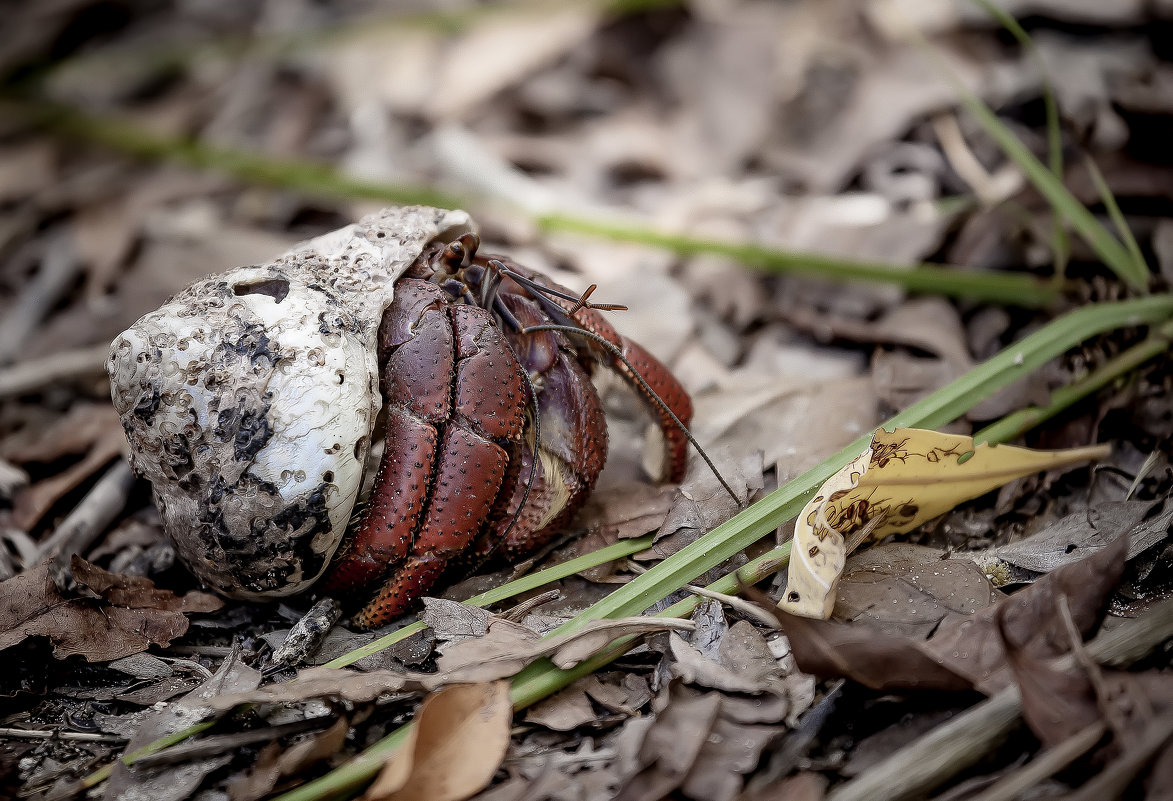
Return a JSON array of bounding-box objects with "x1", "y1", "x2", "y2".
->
[
  {"x1": 320, "y1": 280, "x2": 527, "y2": 628},
  {"x1": 495, "y1": 263, "x2": 693, "y2": 483}
]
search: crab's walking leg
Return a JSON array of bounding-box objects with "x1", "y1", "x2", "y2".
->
[
  {"x1": 497, "y1": 264, "x2": 693, "y2": 483},
  {"x1": 320, "y1": 280, "x2": 526, "y2": 629}
]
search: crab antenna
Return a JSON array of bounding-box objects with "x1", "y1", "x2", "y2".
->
[{"x1": 521, "y1": 322, "x2": 741, "y2": 506}]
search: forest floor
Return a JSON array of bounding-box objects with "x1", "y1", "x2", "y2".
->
[{"x1": 1, "y1": 2, "x2": 1173, "y2": 800}]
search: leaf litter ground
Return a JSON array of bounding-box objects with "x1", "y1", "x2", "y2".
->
[{"x1": 1, "y1": 2, "x2": 1173, "y2": 800}]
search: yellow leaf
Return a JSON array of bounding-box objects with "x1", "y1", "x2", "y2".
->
[
  {"x1": 363, "y1": 681, "x2": 512, "y2": 801},
  {"x1": 780, "y1": 428, "x2": 1109, "y2": 618}
]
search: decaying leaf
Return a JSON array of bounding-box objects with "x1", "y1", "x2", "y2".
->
[
  {"x1": 363, "y1": 681, "x2": 512, "y2": 801},
  {"x1": 833, "y1": 543, "x2": 1000, "y2": 637},
  {"x1": 615, "y1": 681, "x2": 779, "y2": 801},
  {"x1": 106, "y1": 643, "x2": 261, "y2": 801},
  {"x1": 0, "y1": 555, "x2": 222, "y2": 661},
  {"x1": 781, "y1": 427, "x2": 1110, "y2": 618},
  {"x1": 435, "y1": 616, "x2": 695, "y2": 681},
  {"x1": 759, "y1": 534, "x2": 1129, "y2": 694},
  {"x1": 228, "y1": 718, "x2": 350, "y2": 801}
]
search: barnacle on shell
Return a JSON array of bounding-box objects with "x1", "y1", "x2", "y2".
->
[{"x1": 107, "y1": 206, "x2": 473, "y2": 599}]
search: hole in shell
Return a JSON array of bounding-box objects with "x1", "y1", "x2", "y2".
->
[
  {"x1": 323, "y1": 470, "x2": 335, "y2": 482},
  {"x1": 233, "y1": 278, "x2": 290, "y2": 303},
  {"x1": 354, "y1": 436, "x2": 368, "y2": 461}
]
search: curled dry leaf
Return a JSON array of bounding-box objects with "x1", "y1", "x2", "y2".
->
[
  {"x1": 781, "y1": 427, "x2": 1110, "y2": 618},
  {"x1": 363, "y1": 681, "x2": 512, "y2": 801},
  {"x1": 0, "y1": 555, "x2": 222, "y2": 661}
]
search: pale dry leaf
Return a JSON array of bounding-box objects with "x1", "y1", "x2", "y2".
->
[
  {"x1": 973, "y1": 499, "x2": 1171, "y2": 582},
  {"x1": 435, "y1": 616, "x2": 694, "y2": 681},
  {"x1": 363, "y1": 681, "x2": 512, "y2": 801},
  {"x1": 525, "y1": 682, "x2": 599, "y2": 732},
  {"x1": 430, "y1": 8, "x2": 600, "y2": 122},
  {"x1": 690, "y1": 373, "x2": 878, "y2": 484},
  {"x1": 207, "y1": 666, "x2": 428, "y2": 713},
  {"x1": 782, "y1": 428, "x2": 1110, "y2": 618},
  {"x1": 424, "y1": 597, "x2": 491, "y2": 642}
]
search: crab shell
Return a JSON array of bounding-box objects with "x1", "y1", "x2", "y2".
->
[{"x1": 107, "y1": 206, "x2": 474, "y2": 599}]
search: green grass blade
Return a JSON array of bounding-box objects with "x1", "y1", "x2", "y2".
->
[
  {"x1": 3, "y1": 96, "x2": 1064, "y2": 308},
  {"x1": 971, "y1": 0, "x2": 1071, "y2": 276},
  {"x1": 1083, "y1": 156, "x2": 1147, "y2": 277},
  {"x1": 321, "y1": 534, "x2": 655, "y2": 669},
  {"x1": 937, "y1": 61, "x2": 1147, "y2": 289}
]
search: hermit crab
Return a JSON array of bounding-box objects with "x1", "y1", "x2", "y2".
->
[{"x1": 107, "y1": 206, "x2": 700, "y2": 628}]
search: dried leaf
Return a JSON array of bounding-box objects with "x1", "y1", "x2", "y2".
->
[
  {"x1": 0, "y1": 556, "x2": 221, "y2": 661},
  {"x1": 106, "y1": 643, "x2": 261, "y2": 801},
  {"x1": 228, "y1": 718, "x2": 349, "y2": 801},
  {"x1": 782, "y1": 427, "x2": 1110, "y2": 617},
  {"x1": 363, "y1": 681, "x2": 512, "y2": 801},
  {"x1": 757, "y1": 533, "x2": 1129, "y2": 694},
  {"x1": 833, "y1": 543, "x2": 1000, "y2": 637},
  {"x1": 526, "y1": 682, "x2": 599, "y2": 732},
  {"x1": 436, "y1": 617, "x2": 694, "y2": 681}
]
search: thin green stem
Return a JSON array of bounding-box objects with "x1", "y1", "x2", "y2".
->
[
  {"x1": 537, "y1": 213, "x2": 1064, "y2": 306},
  {"x1": 3, "y1": 96, "x2": 1065, "y2": 308},
  {"x1": 971, "y1": 0, "x2": 1071, "y2": 277},
  {"x1": 321, "y1": 534, "x2": 655, "y2": 669},
  {"x1": 975, "y1": 319, "x2": 1173, "y2": 444},
  {"x1": 80, "y1": 721, "x2": 216, "y2": 789}
]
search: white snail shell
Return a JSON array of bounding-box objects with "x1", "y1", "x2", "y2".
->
[{"x1": 107, "y1": 206, "x2": 474, "y2": 599}]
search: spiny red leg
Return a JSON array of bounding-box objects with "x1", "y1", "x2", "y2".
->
[
  {"x1": 498, "y1": 264, "x2": 693, "y2": 483},
  {"x1": 612, "y1": 335, "x2": 692, "y2": 483},
  {"x1": 353, "y1": 425, "x2": 507, "y2": 628},
  {"x1": 349, "y1": 303, "x2": 527, "y2": 629},
  {"x1": 319, "y1": 279, "x2": 451, "y2": 595}
]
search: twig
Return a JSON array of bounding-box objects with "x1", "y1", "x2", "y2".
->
[
  {"x1": 33, "y1": 459, "x2": 135, "y2": 578},
  {"x1": 828, "y1": 598, "x2": 1173, "y2": 801},
  {"x1": 0, "y1": 728, "x2": 128, "y2": 744},
  {"x1": 962, "y1": 722, "x2": 1106, "y2": 801},
  {"x1": 0, "y1": 344, "x2": 110, "y2": 400},
  {"x1": 129, "y1": 717, "x2": 335, "y2": 769},
  {"x1": 0, "y1": 232, "x2": 82, "y2": 365}
]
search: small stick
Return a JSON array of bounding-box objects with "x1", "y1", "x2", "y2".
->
[
  {"x1": 0, "y1": 344, "x2": 110, "y2": 400},
  {"x1": 0, "y1": 233, "x2": 83, "y2": 365},
  {"x1": 963, "y1": 722, "x2": 1106, "y2": 801},
  {"x1": 0, "y1": 727, "x2": 128, "y2": 744},
  {"x1": 33, "y1": 459, "x2": 135, "y2": 581}
]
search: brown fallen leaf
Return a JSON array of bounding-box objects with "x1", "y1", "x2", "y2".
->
[
  {"x1": 363, "y1": 681, "x2": 512, "y2": 801},
  {"x1": 228, "y1": 718, "x2": 349, "y2": 801},
  {"x1": 833, "y1": 543, "x2": 1000, "y2": 637},
  {"x1": 0, "y1": 555, "x2": 222, "y2": 661},
  {"x1": 754, "y1": 532, "x2": 1129, "y2": 694},
  {"x1": 435, "y1": 616, "x2": 695, "y2": 681}
]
